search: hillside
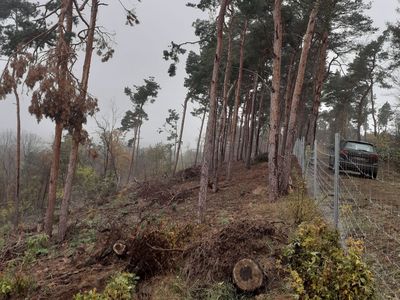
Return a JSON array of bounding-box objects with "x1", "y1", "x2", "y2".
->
[
  {"x1": 0, "y1": 160, "x2": 304, "y2": 299},
  {"x1": 0, "y1": 159, "x2": 377, "y2": 299}
]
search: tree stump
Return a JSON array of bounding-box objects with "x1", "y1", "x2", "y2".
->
[
  {"x1": 113, "y1": 241, "x2": 127, "y2": 256},
  {"x1": 233, "y1": 258, "x2": 264, "y2": 291}
]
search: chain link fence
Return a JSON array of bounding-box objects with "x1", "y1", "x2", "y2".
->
[{"x1": 294, "y1": 134, "x2": 400, "y2": 299}]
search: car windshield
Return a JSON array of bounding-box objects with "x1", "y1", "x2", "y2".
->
[{"x1": 344, "y1": 142, "x2": 374, "y2": 152}]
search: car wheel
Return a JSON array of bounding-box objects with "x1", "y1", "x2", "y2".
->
[{"x1": 372, "y1": 168, "x2": 378, "y2": 179}]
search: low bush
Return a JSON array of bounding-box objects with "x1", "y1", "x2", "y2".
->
[
  {"x1": 0, "y1": 272, "x2": 35, "y2": 299},
  {"x1": 73, "y1": 272, "x2": 138, "y2": 300},
  {"x1": 284, "y1": 219, "x2": 375, "y2": 299}
]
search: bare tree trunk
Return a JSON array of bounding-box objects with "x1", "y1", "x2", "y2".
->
[
  {"x1": 370, "y1": 79, "x2": 377, "y2": 137},
  {"x1": 240, "y1": 95, "x2": 250, "y2": 161},
  {"x1": 173, "y1": 96, "x2": 189, "y2": 175},
  {"x1": 198, "y1": 0, "x2": 230, "y2": 223},
  {"x1": 195, "y1": 109, "x2": 206, "y2": 166},
  {"x1": 135, "y1": 123, "x2": 141, "y2": 175},
  {"x1": 281, "y1": 1, "x2": 319, "y2": 194},
  {"x1": 58, "y1": 137, "x2": 78, "y2": 240},
  {"x1": 306, "y1": 31, "x2": 328, "y2": 146},
  {"x1": 58, "y1": 0, "x2": 98, "y2": 241},
  {"x1": 246, "y1": 74, "x2": 258, "y2": 169},
  {"x1": 44, "y1": 0, "x2": 73, "y2": 236},
  {"x1": 44, "y1": 121, "x2": 63, "y2": 236},
  {"x1": 222, "y1": 105, "x2": 233, "y2": 163},
  {"x1": 254, "y1": 88, "x2": 265, "y2": 157},
  {"x1": 280, "y1": 51, "x2": 296, "y2": 156},
  {"x1": 219, "y1": 84, "x2": 235, "y2": 164},
  {"x1": 226, "y1": 20, "x2": 247, "y2": 181},
  {"x1": 268, "y1": 0, "x2": 283, "y2": 202},
  {"x1": 12, "y1": 81, "x2": 21, "y2": 229},
  {"x1": 127, "y1": 126, "x2": 138, "y2": 183},
  {"x1": 237, "y1": 102, "x2": 246, "y2": 161},
  {"x1": 212, "y1": 17, "x2": 235, "y2": 190},
  {"x1": 356, "y1": 85, "x2": 372, "y2": 141}
]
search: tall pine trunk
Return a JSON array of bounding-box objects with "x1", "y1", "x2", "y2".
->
[
  {"x1": 280, "y1": 51, "x2": 297, "y2": 156},
  {"x1": 254, "y1": 87, "x2": 265, "y2": 157},
  {"x1": 45, "y1": 121, "x2": 63, "y2": 236},
  {"x1": 237, "y1": 101, "x2": 246, "y2": 161},
  {"x1": 194, "y1": 109, "x2": 206, "y2": 166},
  {"x1": 213, "y1": 17, "x2": 235, "y2": 190},
  {"x1": 306, "y1": 31, "x2": 328, "y2": 145},
  {"x1": 240, "y1": 94, "x2": 250, "y2": 161},
  {"x1": 370, "y1": 79, "x2": 377, "y2": 136},
  {"x1": 227, "y1": 20, "x2": 247, "y2": 180},
  {"x1": 58, "y1": 136, "x2": 78, "y2": 240},
  {"x1": 173, "y1": 96, "x2": 189, "y2": 175},
  {"x1": 13, "y1": 81, "x2": 21, "y2": 229},
  {"x1": 281, "y1": 1, "x2": 319, "y2": 194},
  {"x1": 246, "y1": 74, "x2": 258, "y2": 169},
  {"x1": 58, "y1": 0, "x2": 98, "y2": 241},
  {"x1": 198, "y1": 0, "x2": 230, "y2": 223},
  {"x1": 44, "y1": 0, "x2": 73, "y2": 236},
  {"x1": 127, "y1": 126, "x2": 139, "y2": 183},
  {"x1": 268, "y1": 0, "x2": 283, "y2": 202}
]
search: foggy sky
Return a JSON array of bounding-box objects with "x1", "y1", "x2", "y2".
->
[{"x1": 0, "y1": 0, "x2": 398, "y2": 148}]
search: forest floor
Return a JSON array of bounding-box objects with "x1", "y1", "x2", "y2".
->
[{"x1": 0, "y1": 159, "x2": 319, "y2": 300}]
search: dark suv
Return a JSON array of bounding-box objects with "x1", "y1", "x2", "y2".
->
[{"x1": 329, "y1": 140, "x2": 379, "y2": 179}]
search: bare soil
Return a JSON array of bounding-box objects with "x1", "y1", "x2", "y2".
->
[{"x1": 1, "y1": 161, "x2": 299, "y2": 299}]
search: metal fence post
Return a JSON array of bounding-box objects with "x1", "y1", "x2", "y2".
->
[
  {"x1": 334, "y1": 133, "x2": 340, "y2": 229},
  {"x1": 313, "y1": 139, "x2": 318, "y2": 199}
]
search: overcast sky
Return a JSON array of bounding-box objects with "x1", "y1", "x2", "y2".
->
[{"x1": 0, "y1": 0, "x2": 398, "y2": 148}]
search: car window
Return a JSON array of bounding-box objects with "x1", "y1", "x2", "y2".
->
[{"x1": 344, "y1": 142, "x2": 374, "y2": 152}]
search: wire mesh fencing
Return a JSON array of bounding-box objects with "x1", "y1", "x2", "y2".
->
[{"x1": 294, "y1": 134, "x2": 400, "y2": 300}]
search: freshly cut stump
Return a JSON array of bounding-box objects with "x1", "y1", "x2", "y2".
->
[
  {"x1": 233, "y1": 258, "x2": 263, "y2": 291},
  {"x1": 113, "y1": 241, "x2": 127, "y2": 256}
]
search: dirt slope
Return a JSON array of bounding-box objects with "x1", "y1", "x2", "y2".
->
[{"x1": 1, "y1": 161, "x2": 303, "y2": 299}]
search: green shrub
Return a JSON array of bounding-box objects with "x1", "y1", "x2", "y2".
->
[
  {"x1": 0, "y1": 273, "x2": 35, "y2": 299},
  {"x1": 24, "y1": 233, "x2": 49, "y2": 263},
  {"x1": 204, "y1": 282, "x2": 238, "y2": 300},
  {"x1": 284, "y1": 219, "x2": 375, "y2": 299},
  {"x1": 73, "y1": 272, "x2": 138, "y2": 300},
  {"x1": 73, "y1": 288, "x2": 102, "y2": 300}
]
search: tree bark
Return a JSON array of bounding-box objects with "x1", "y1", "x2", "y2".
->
[
  {"x1": 222, "y1": 104, "x2": 233, "y2": 162},
  {"x1": 237, "y1": 101, "x2": 246, "y2": 161},
  {"x1": 246, "y1": 74, "x2": 258, "y2": 169},
  {"x1": 127, "y1": 126, "x2": 138, "y2": 183},
  {"x1": 198, "y1": 0, "x2": 230, "y2": 223},
  {"x1": 227, "y1": 19, "x2": 247, "y2": 180},
  {"x1": 281, "y1": 1, "x2": 319, "y2": 194},
  {"x1": 135, "y1": 123, "x2": 141, "y2": 175},
  {"x1": 212, "y1": 16, "x2": 235, "y2": 191},
  {"x1": 44, "y1": 0, "x2": 73, "y2": 236},
  {"x1": 280, "y1": 51, "x2": 297, "y2": 156},
  {"x1": 173, "y1": 96, "x2": 189, "y2": 175},
  {"x1": 13, "y1": 81, "x2": 21, "y2": 229},
  {"x1": 370, "y1": 79, "x2": 377, "y2": 136},
  {"x1": 240, "y1": 93, "x2": 250, "y2": 161},
  {"x1": 356, "y1": 84, "x2": 372, "y2": 141},
  {"x1": 219, "y1": 83, "x2": 235, "y2": 164},
  {"x1": 194, "y1": 109, "x2": 206, "y2": 166},
  {"x1": 306, "y1": 31, "x2": 328, "y2": 145},
  {"x1": 58, "y1": 137, "x2": 78, "y2": 240},
  {"x1": 58, "y1": 0, "x2": 98, "y2": 241},
  {"x1": 268, "y1": 0, "x2": 283, "y2": 202},
  {"x1": 44, "y1": 121, "x2": 63, "y2": 236},
  {"x1": 254, "y1": 88, "x2": 265, "y2": 157}
]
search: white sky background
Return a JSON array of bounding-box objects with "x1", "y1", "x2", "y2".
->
[{"x1": 0, "y1": 0, "x2": 398, "y2": 147}]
